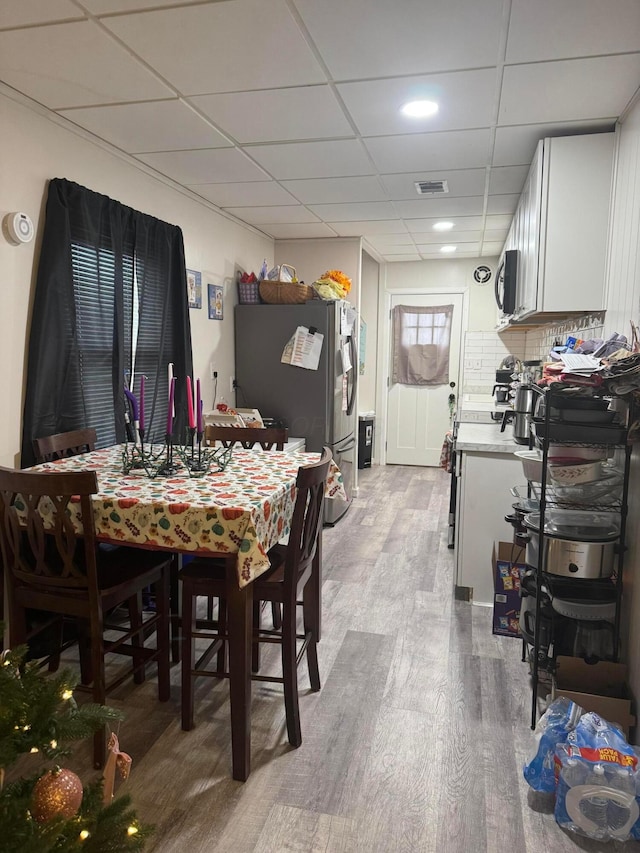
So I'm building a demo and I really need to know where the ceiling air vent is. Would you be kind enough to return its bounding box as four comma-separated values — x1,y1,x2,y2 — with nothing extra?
415,180,449,195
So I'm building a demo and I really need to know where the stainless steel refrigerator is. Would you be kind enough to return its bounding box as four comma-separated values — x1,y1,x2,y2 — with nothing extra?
234,301,357,524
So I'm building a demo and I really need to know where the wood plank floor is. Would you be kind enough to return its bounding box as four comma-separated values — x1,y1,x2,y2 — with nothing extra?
50,466,640,851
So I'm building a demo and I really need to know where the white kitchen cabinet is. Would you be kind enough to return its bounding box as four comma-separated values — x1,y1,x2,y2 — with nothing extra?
501,133,614,323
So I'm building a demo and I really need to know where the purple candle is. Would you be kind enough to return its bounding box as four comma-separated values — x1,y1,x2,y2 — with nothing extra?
124,387,139,424
166,377,175,435
139,375,145,432
196,378,202,433
186,376,195,429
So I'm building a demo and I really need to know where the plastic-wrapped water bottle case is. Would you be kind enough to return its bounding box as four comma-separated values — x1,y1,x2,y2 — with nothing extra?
524,700,640,842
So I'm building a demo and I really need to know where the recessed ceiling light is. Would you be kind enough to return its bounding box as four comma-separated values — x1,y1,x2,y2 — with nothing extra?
433,221,454,231
440,245,457,253
401,100,438,118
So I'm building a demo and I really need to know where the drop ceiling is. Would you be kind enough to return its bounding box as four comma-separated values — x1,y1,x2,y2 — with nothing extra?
1,0,639,262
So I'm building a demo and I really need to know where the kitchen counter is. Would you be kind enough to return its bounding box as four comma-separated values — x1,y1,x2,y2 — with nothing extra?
455,422,520,454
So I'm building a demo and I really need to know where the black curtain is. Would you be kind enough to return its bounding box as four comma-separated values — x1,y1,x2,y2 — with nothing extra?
21,178,193,467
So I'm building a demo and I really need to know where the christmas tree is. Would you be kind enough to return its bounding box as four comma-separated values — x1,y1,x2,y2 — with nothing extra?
0,638,153,852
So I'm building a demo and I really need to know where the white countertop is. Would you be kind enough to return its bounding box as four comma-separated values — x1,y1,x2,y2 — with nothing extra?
455,421,521,454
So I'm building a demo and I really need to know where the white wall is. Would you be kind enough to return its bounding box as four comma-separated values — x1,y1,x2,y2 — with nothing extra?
274,238,361,298
359,250,379,414
603,100,640,712
0,91,273,467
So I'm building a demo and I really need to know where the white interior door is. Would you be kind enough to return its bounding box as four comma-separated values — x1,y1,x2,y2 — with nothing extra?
386,292,464,466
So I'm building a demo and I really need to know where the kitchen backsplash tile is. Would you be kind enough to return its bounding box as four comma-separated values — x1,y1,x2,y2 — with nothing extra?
461,313,606,394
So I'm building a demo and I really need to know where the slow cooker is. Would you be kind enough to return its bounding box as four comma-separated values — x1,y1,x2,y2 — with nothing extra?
522,510,620,579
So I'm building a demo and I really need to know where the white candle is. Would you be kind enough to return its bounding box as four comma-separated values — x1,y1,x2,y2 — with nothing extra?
168,363,175,417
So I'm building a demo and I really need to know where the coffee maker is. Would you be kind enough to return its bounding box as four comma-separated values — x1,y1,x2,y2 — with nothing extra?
493,356,518,416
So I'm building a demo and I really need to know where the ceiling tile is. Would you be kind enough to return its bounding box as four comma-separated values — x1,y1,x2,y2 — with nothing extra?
58,100,230,153
395,197,485,218
416,231,482,245
386,253,423,262
484,230,508,243
281,177,387,204
385,252,422,264
417,242,480,253
507,0,640,63
380,170,486,201
499,55,640,125
484,214,518,230
364,129,491,174
261,223,338,239
190,86,353,144
329,220,409,237
0,0,82,27
222,205,320,225
482,242,505,256
492,121,615,166
307,201,397,221
486,194,519,214
82,0,201,11
135,148,270,184
188,181,298,207
104,0,325,95
488,165,529,195
247,140,373,180
365,234,416,247
406,216,485,233
337,69,497,136
293,0,503,78
0,20,172,108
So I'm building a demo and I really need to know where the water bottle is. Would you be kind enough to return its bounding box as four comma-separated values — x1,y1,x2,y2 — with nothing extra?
581,764,608,838
607,766,635,836
561,757,587,789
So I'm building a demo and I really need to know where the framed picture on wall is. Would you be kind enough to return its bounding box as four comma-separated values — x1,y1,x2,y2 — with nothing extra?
186,269,202,309
208,283,223,320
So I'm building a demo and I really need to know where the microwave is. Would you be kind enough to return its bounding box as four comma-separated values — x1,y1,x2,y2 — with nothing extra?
495,249,518,316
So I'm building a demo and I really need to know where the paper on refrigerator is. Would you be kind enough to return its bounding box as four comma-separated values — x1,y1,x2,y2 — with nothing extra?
281,326,324,370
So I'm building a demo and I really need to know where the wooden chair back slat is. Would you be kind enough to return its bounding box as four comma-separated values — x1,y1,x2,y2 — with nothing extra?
204,425,288,451
33,428,97,464
285,447,332,594
0,467,99,591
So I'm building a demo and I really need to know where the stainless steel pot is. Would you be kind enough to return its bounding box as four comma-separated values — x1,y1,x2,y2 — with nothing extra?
513,383,537,444
523,511,619,579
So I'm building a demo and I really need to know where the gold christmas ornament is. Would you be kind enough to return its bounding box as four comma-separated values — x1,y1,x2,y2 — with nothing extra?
31,767,83,823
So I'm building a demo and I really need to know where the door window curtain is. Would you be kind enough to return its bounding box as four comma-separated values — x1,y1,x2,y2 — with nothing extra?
21,178,193,467
391,304,453,386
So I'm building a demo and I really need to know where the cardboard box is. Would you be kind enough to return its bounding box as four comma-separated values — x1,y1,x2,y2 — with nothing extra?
492,541,526,639
552,655,636,737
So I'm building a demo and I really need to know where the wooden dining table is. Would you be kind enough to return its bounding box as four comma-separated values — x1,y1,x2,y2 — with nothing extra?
29,443,345,780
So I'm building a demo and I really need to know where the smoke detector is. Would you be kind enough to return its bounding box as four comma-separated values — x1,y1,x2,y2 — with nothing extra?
415,180,449,196
3,212,34,244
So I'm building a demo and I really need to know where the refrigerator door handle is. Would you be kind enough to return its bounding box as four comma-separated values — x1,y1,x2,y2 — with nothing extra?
346,333,357,416
337,439,357,452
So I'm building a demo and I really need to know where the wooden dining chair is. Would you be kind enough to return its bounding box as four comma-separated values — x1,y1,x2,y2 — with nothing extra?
0,466,171,769
32,428,97,463
204,424,288,451
30,428,99,670
179,447,332,749
202,423,289,631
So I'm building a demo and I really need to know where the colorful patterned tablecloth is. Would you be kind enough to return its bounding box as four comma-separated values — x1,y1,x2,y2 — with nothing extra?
31,445,345,587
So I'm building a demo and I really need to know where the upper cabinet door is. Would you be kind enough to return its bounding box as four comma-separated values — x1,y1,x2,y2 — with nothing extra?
515,140,543,321
539,134,614,314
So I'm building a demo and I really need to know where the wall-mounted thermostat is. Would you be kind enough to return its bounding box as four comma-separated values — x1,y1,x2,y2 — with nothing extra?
2,212,35,245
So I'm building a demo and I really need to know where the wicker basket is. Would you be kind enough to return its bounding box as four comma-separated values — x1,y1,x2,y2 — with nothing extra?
259,280,315,304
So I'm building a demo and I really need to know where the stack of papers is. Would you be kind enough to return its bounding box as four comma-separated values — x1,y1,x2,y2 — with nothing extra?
560,352,603,374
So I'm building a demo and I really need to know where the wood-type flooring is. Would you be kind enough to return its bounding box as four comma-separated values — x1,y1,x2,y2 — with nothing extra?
39,466,640,851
